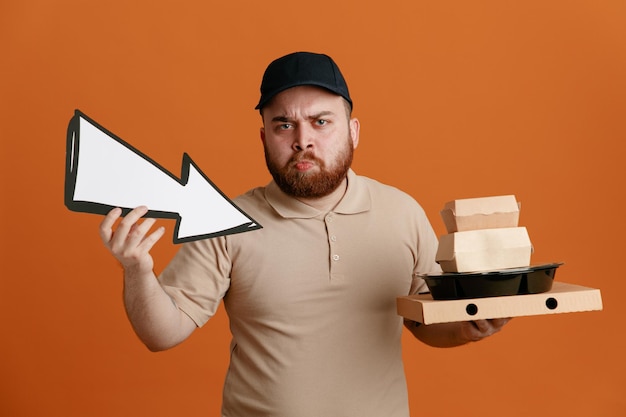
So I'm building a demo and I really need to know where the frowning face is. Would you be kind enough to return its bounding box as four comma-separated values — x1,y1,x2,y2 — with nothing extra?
260,86,360,199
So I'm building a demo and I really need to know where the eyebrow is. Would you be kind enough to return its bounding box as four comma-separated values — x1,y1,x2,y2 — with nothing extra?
271,111,335,123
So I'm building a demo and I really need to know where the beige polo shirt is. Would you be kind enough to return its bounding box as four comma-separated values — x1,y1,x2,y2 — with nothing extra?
159,170,441,417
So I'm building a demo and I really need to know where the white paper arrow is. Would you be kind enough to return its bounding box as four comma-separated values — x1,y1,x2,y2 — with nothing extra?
65,110,262,243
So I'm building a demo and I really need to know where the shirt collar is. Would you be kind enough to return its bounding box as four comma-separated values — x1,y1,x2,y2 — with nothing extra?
265,169,371,219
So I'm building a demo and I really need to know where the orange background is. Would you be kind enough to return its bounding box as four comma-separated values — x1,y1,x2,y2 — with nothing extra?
1,1,625,416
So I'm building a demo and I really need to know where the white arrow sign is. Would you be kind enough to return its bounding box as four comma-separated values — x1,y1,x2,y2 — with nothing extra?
65,110,262,243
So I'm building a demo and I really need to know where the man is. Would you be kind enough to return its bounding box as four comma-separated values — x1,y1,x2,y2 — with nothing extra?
100,52,509,417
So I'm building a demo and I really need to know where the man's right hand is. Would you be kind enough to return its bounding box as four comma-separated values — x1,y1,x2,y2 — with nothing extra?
99,206,165,274
97,206,196,351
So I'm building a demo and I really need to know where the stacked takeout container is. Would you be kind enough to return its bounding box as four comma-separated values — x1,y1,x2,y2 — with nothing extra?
435,195,532,273
397,195,601,323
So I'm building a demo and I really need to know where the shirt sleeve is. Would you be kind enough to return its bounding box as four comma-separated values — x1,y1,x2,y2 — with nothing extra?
158,236,232,327
410,205,442,295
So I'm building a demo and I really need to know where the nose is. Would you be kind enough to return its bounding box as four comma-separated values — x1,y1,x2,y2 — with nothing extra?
292,124,314,152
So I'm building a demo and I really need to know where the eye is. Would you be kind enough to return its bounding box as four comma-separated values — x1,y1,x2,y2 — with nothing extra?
278,123,293,130
316,119,328,126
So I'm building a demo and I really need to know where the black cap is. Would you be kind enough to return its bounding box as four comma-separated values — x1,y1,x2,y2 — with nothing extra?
255,52,352,110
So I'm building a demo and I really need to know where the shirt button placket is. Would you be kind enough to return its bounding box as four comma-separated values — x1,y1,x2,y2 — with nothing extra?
326,214,340,268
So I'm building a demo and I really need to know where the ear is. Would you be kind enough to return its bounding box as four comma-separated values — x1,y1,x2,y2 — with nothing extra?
349,117,360,149
260,126,266,144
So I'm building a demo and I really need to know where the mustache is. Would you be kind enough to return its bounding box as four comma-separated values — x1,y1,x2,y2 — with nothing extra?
289,151,322,165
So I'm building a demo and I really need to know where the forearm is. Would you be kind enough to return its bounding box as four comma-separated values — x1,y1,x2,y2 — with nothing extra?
99,207,197,351
123,266,196,351
405,320,469,348
404,317,510,348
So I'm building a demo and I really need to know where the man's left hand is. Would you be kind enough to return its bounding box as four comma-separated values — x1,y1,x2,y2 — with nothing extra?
459,318,511,342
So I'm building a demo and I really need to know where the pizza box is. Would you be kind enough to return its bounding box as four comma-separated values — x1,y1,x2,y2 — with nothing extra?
397,281,602,324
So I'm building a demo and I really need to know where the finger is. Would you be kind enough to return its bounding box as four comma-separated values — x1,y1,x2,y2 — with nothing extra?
125,217,158,248
472,320,491,333
138,225,166,253
99,207,123,244
488,317,512,330
458,321,481,342
124,206,150,225
110,206,149,249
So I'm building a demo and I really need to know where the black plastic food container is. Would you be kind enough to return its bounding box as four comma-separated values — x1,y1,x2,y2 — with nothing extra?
422,263,563,300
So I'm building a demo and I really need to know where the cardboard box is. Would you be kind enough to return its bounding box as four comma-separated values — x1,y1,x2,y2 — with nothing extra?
440,195,520,233
436,227,532,273
397,282,603,324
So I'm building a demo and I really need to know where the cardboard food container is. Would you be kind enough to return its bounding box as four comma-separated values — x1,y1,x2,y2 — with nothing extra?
440,195,520,233
397,281,603,324
421,263,561,300
436,227,532,273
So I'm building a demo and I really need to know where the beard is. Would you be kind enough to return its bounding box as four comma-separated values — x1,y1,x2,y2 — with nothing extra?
264,136,354,199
